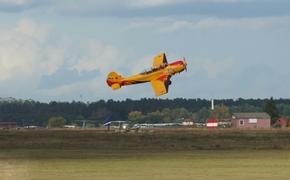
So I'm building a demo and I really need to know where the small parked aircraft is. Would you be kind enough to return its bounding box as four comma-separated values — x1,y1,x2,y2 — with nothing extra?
106,53,187,96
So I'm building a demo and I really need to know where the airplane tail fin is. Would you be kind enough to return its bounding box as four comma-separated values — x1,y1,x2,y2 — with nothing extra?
106,72,124,90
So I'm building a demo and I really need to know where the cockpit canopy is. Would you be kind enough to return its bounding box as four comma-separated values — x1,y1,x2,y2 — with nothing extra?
140,63,167,75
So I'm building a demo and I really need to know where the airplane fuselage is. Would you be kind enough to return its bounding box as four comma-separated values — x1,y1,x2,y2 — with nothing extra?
106,53,187,96
108,60,186,87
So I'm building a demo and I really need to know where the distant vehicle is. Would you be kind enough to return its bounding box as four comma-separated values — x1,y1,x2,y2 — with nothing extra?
194,123,205,128
64,125,77,129
24,125,39,129
132,123,180,129
106,53,187,96
104,121,128,130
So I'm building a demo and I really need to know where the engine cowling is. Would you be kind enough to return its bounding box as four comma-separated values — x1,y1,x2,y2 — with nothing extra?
111,83,121,90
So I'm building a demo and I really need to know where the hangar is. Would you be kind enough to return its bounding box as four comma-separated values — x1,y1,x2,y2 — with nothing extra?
0,122,17,129
231,112,271,128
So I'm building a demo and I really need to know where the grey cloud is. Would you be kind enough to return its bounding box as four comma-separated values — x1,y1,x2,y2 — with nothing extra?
39,68,99,89
227,64,290,98
0,0,53,12
48,1,290,18
173,63,290,99
0,0,289,18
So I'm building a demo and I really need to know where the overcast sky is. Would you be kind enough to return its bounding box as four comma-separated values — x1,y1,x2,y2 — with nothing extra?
0,0,289,102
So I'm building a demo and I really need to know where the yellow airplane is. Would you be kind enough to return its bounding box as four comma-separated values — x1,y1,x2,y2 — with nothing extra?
106,53,187,96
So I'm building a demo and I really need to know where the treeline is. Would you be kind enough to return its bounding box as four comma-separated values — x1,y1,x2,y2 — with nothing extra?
0,98,290,126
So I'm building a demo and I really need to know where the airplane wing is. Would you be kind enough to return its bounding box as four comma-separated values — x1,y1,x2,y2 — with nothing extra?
150,77,171,96
152,53,168,69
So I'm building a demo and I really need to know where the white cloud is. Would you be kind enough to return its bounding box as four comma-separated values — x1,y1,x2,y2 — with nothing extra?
128,0,252,8
37,79,94,99
128,0,184,8
0,0,32,5
55,0,255,16
72,41,123,74
194,16,290,30
0,0,253,8
128,16,290,32
0,19,129,100
14,19,49,41
202,58,235,79
130,55,153,75
0,19,58,81
0,0,47,12
184,56,236,79
0,19,126,82
161,20,194,32
0,0,257,15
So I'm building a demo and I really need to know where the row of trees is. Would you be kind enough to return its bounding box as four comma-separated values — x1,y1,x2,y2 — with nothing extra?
0,98,287,126
127,105,232,125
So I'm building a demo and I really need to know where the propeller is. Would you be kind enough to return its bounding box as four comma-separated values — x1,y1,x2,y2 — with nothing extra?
183,57,187,72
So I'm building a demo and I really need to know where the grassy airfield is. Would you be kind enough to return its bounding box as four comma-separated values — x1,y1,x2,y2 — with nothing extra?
1,129,290,180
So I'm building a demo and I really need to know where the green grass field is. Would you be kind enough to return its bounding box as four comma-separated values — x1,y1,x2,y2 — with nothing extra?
1,149,290,180
1,129,290,180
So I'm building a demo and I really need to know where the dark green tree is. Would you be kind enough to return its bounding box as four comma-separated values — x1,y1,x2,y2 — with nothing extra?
128,111,144,125
3,98,290,126
47,116,66,128
264,97,280,124
277,104,290,118
196,107,210,123
210,105,231,121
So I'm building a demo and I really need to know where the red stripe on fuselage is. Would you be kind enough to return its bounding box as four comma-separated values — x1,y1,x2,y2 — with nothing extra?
107,80,114,86
168,60,183,66
120,80,148,86
157,74,168,81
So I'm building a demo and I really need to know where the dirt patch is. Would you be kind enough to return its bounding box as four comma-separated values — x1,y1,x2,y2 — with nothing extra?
1,128,290,151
